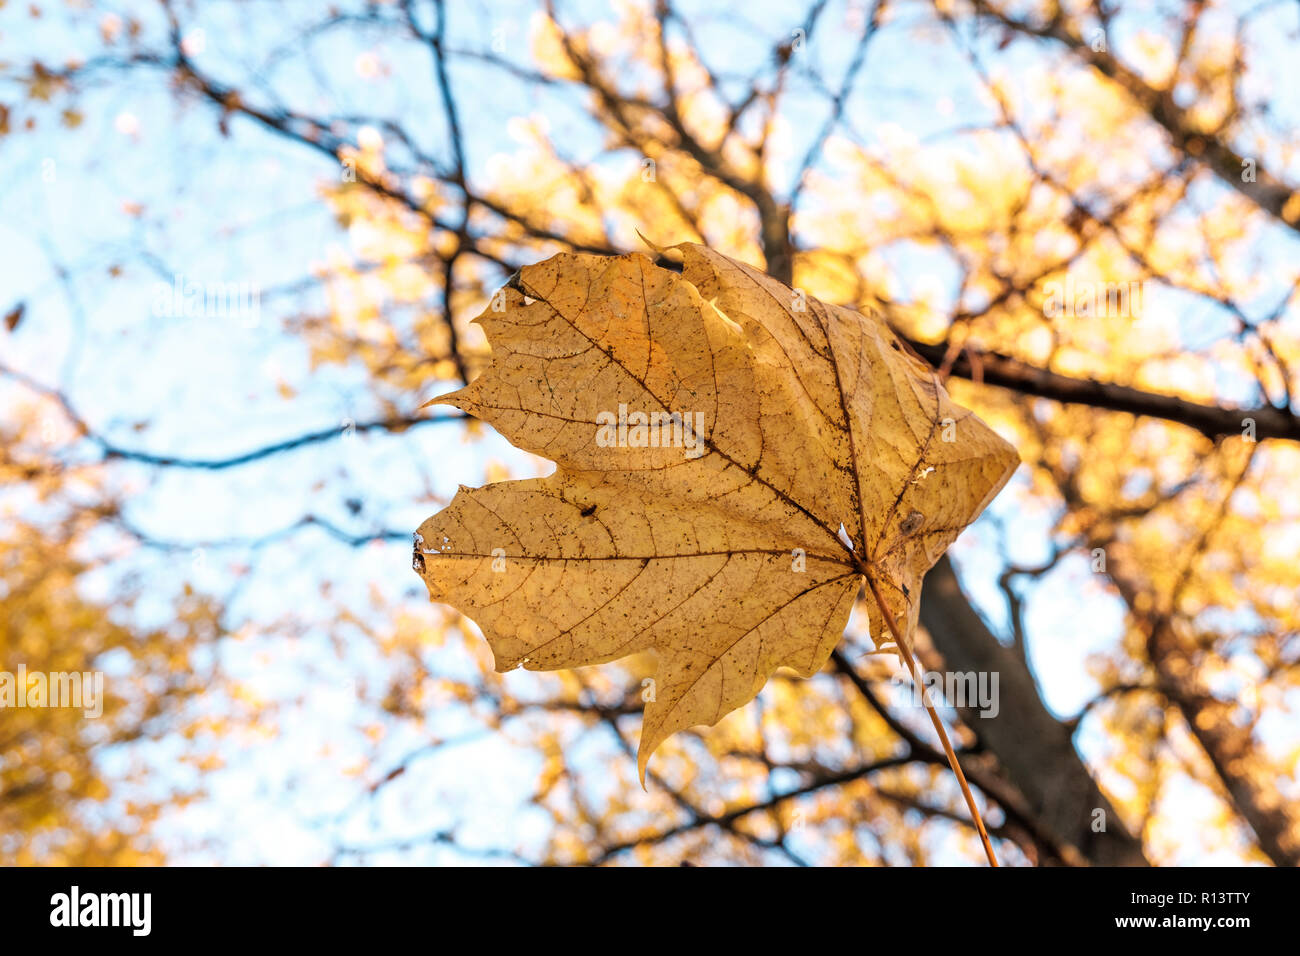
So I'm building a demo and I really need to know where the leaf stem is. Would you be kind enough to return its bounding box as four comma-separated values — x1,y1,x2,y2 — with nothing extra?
862,569,999,867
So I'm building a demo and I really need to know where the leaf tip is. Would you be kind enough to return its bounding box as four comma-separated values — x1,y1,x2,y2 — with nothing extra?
636,749,651,791
636,722,666,790
419,384,470,411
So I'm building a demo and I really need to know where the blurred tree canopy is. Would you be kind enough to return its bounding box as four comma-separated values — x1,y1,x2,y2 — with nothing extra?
1,0,1298,865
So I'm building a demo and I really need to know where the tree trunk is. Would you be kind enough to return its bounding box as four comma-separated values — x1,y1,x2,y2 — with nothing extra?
920,555,1149,865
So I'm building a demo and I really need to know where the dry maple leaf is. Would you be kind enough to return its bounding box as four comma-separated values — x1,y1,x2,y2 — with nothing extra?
414,244,1018,782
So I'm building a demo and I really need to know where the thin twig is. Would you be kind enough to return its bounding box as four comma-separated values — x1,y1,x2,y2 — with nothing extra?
862,568,999,866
